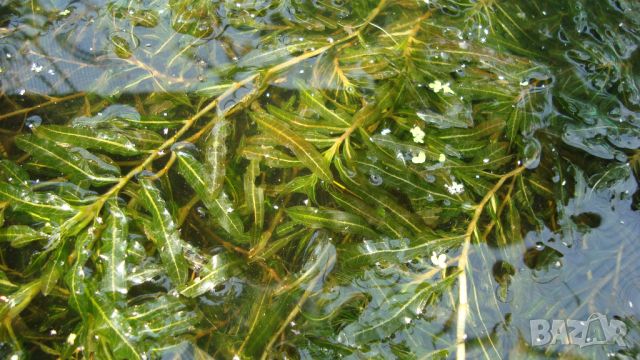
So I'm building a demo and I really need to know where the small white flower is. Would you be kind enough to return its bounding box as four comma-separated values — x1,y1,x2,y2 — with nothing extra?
380,128,391,135
438,153,446,163
445,181,465,195
67,333,77,345
59,9,71,16
411,151,426,164
428,80,455,95
30,63,44,73
410,126,425,144
431,252,447,269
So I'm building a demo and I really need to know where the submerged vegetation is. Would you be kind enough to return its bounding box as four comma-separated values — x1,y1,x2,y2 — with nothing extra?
0,0,639,358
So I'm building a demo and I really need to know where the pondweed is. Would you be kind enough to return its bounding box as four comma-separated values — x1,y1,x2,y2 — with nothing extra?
0,0,639,359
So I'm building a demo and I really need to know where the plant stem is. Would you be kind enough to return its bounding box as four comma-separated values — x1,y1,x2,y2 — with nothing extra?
456,165,525,360
0,93,85,122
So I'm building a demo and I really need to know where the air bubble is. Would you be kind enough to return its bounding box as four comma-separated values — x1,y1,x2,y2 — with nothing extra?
369,174,383,186
26,115,43,129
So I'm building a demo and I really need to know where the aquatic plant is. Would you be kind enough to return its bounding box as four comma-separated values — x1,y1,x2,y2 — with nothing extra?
0,0,638,358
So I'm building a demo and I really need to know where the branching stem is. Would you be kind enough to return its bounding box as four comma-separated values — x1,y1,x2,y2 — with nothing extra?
456,165,525,360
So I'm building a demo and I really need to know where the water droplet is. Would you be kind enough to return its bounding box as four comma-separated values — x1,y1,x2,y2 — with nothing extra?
369,173,383,186
26,115,42,129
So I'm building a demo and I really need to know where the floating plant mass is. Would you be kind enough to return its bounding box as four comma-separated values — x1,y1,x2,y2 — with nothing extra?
0,0,639,359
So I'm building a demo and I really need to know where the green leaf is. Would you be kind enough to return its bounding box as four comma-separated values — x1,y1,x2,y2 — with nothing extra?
34,125,143,156
41,239,69,295
203,120,230,200
85,291,141,359
179,254,235,297
174,148,245,238
72,104,187,130
139,179,189,285
0,270,18,293
338,271,459,345
125,295,201,344
252,109,333,182
0,160,30,187
65,232,95,318
329,189,408,238
0,225,47,247
100,202,129,298
299,86,352,127
334,156,425,235
15,135,119,185
266,103,347,134
0,182,77,222
0,279,42,321
244,160,264,237
286,206,378,238
240,144,302,168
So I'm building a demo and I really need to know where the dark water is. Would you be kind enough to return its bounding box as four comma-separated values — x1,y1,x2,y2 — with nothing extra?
0,1,638,359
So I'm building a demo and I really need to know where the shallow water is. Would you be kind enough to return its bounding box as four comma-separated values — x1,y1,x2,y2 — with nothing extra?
0,1,638,359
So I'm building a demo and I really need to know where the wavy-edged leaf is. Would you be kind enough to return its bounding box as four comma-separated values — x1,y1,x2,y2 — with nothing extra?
286,206,378,238
267,103,347,134
15,135,119,185
240,144,301,168
41,239,70,295
299,87,352,127
251,109,333,182
139,179,188,285
0,270,18,293
244,160,264,237
128,261,164,286
65,232,95,318
174,148,245,238
0,225,47,247
100,202,129,298
338,271,459,346
72,104,187,130
34,125,142,156
0,160,30,187
0,279,42,321
0,182,77,222
179,254,235,297
334,157,425,235
125,295,201,346
85,291,142,359
329,189,408,238
204,120,230,200
241,240,336,357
